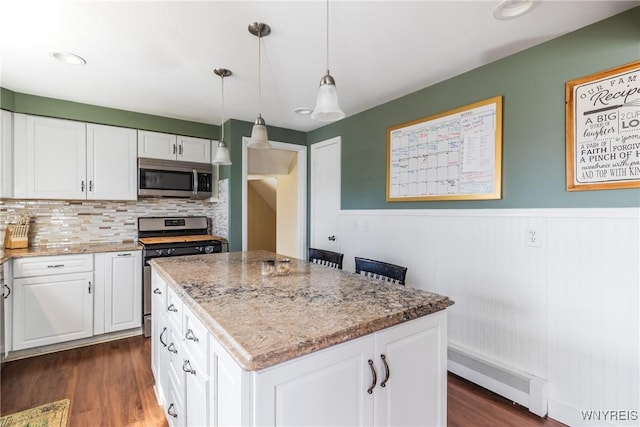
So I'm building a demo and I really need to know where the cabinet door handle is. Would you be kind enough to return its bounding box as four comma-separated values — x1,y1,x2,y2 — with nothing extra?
3,284,10,299
159,327,167,347
81,180,85,192
117,253,132,257
153,288,162,295
47,264,65,268
88,281,92,294
167,304,178,313
380,354,390,387
178,144,183,155
182,359,196,375
167,403,177,418
89,180,93,192
172,144,177,155
367,359,377,394
185,328,199,343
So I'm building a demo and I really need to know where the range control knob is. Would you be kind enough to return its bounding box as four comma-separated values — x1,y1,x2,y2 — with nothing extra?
204,246,215,254
166,248,174,255
155,249,164,256
195,246,203,253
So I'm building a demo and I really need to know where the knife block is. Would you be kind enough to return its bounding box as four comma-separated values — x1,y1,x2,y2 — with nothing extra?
4,224,29,249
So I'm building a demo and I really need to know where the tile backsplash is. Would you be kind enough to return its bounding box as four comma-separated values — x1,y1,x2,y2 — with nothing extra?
0,179,228,248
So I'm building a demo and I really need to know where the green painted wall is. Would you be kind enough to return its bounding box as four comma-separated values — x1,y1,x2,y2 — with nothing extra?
0,89,218,138
307,7,640,209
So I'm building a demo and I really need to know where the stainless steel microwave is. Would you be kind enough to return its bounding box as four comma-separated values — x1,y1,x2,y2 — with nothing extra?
138,158,214,199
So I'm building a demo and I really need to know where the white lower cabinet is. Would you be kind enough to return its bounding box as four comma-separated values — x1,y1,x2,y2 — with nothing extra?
155,279,211,427
151,270,448,427
13,255,94,350
94,251,142,334
250,311,447,427
9,251,142,354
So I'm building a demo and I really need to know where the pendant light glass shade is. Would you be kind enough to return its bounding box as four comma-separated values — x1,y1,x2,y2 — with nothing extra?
311,0,344,122
248,22,271,149
248,114,271,149
213,67,232,165
310,71,344,121
213,140,232,165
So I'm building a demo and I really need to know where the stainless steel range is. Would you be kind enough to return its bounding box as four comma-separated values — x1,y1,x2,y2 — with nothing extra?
138,216,225,336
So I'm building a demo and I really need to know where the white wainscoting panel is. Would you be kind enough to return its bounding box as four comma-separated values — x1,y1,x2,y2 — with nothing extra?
337,208,639,426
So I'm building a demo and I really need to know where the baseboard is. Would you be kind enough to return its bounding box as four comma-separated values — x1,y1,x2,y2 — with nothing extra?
4,327,143,361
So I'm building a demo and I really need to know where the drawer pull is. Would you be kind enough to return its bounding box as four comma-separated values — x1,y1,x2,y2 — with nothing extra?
88,281,92,294
167,403,177,418
367,359,377,394
3,284,10,299
182,359,196,375
167,304,178,313
47,264,65,268
168,342,177,354
117,253,132,257
185,329,199,343
380,354,390,387
153,288,162,295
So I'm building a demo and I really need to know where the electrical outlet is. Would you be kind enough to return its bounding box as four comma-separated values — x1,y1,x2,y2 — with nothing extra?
526,227,541,247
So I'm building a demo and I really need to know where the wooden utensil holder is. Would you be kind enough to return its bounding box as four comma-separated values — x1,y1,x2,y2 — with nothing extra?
4,224,29,249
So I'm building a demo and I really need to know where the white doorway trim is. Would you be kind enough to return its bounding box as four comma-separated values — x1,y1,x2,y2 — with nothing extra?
241,137,307,260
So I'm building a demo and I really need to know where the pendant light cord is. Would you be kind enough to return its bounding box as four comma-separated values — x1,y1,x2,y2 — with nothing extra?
326,0,330,73
258,32,262,113
221,75,225,141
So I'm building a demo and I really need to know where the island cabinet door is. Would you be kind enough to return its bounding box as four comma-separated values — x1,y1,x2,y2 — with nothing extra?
252,335,375,427
372,311,448,427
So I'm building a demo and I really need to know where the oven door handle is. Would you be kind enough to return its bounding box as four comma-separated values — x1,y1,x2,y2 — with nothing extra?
192,169,198,196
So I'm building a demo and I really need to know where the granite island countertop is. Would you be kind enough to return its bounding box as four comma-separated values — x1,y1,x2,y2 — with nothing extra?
151,250,454,371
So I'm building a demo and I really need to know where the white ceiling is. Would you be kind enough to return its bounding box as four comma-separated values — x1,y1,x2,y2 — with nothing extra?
1,1,637,132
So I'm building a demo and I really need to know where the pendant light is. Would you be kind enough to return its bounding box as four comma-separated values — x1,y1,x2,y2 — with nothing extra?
248,22,272,149
212,68,232,165
310,0,345,122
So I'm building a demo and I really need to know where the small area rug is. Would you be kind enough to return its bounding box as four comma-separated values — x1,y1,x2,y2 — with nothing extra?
0,399,69,427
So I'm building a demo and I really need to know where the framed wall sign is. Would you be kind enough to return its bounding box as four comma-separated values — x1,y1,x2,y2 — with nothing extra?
386,96,502,201
566,61,640,191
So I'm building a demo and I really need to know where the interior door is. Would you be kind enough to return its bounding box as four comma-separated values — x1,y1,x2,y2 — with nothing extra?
310,137,341,253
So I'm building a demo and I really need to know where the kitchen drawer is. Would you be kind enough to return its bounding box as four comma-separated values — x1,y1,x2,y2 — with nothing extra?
166,287,183,332
182,308,209,370
13,254,93,278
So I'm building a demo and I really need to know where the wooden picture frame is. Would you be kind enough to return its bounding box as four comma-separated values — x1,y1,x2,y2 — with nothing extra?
565,61,640,191
386,96,502,201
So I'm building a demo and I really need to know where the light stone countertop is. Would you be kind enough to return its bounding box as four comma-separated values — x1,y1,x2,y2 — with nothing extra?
0,242,142,264
151,250,454,371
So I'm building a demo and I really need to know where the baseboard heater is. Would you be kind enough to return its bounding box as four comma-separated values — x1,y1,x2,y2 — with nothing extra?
448,344,548,417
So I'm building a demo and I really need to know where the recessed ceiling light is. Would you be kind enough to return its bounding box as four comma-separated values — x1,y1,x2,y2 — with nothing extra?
51,51,86,65
493,0,537,20
294,107,313,116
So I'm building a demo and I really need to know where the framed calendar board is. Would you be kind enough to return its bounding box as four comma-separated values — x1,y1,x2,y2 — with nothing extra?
386,96,502,201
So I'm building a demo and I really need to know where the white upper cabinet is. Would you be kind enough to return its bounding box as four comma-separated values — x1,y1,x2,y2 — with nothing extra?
15,114,87,199
87,124,137,200
13,114,138,200
1,110,13,198
177,136,211,163
139,130,211,163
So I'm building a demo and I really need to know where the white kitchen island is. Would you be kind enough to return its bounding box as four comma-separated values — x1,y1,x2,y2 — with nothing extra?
150,250,453,427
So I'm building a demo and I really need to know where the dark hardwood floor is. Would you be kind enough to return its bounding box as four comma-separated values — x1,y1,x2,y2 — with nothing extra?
1,336,565,426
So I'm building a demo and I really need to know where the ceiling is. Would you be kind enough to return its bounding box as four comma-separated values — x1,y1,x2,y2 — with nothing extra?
1,1,637,133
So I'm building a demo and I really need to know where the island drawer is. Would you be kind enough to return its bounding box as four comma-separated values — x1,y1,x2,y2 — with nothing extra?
13,254,93,278
166,287,183,331
182,308,209,369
